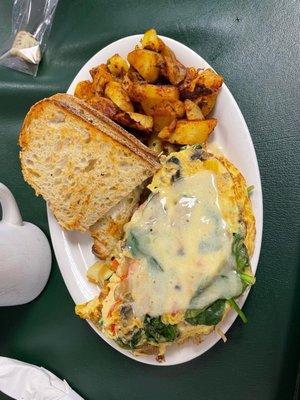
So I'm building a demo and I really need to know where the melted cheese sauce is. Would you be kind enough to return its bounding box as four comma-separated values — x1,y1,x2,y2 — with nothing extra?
125,170,242,317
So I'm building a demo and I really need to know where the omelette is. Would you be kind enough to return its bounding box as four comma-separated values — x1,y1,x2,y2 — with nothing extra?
76,146,256,361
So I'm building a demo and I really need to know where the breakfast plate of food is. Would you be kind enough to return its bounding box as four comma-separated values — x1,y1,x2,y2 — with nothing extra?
19,29,263,365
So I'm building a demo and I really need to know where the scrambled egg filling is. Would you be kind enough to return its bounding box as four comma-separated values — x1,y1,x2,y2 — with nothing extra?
75,146,255,359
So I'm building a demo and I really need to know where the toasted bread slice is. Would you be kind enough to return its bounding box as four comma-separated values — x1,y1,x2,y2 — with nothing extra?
90,187,142,259
19,93,159,231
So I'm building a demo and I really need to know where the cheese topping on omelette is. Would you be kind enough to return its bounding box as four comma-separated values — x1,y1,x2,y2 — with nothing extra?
125,170,242,317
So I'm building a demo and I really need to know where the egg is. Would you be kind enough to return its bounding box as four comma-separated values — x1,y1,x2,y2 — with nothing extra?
76,146,255,358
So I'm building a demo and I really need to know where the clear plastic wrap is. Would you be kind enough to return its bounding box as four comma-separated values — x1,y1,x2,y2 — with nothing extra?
0,0,59,76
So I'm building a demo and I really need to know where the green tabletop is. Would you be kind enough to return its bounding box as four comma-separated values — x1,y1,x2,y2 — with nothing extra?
0,1,299,399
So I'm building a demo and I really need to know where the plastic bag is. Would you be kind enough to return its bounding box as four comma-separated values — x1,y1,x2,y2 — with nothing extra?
0,0,59,76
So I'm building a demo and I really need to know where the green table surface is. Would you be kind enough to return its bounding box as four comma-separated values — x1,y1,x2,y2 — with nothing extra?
0,1,299,399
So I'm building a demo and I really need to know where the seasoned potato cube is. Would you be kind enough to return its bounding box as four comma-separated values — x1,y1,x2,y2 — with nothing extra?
127,112,153,130
197,68,223,90
127,67,144,82
127,49,163,82
178,67,212,100
184,99,205,120
141,98,159,115
161,46,186,85
88,95,119,118
128,82,179,104
90,64,113,95
107,54,129,77
141,28,165,52
178,67,222,100
113,111,153,133
141,98,184,118
194,91,218,116
158,119,217,145
87,261,113,285
141,99,184,119
169,100,185,118
74,80,94,100
158,126,172,140
152,103,176,132
105,81,134,112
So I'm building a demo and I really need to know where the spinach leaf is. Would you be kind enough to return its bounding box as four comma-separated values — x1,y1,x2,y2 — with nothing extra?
232,233,250,273
126,231,140,257
115,329,145,350
126,230,163,272
130,329,145,349
148,256,163,272
115,338,131,350
185,299,226,326
144,315,179,343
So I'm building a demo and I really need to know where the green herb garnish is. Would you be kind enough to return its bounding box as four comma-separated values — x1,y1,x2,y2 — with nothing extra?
227,298,248,323
240,272,256,285
247,185,254,195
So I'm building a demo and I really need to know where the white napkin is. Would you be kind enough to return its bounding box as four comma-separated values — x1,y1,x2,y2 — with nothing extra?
0,357,84,400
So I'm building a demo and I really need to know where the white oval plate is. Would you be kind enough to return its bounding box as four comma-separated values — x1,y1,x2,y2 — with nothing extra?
47,35,263,366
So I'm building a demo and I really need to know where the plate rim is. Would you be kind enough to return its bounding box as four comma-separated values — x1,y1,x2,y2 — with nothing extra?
47,34,263,366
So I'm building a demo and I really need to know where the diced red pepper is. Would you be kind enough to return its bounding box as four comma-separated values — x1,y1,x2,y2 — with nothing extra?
111,258,119,271
110,324,116,334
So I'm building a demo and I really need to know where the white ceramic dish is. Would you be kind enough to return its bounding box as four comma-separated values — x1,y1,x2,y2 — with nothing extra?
47,35,263,366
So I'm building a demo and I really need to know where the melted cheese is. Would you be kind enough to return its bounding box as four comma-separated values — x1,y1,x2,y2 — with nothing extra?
125,170,242,318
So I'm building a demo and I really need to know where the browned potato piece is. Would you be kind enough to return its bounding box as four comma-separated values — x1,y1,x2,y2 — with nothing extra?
169,100,185,118
74,80,94,100
140,99,184,119
90,64,113,95
88,95,119,118
127,67,144,82
158,126,172,140
197,68,223,90
127,49,163,82
141,99,159,115
184,99,205,120
127,112,153,130
195,91,218,116
179,80,212,100
178,67,212,100
152,103,176,133
105,81,134,112
113,111,153,133
141,28,165,52
161,46,186,85
158,119,217,145
107,54,129,77
128,82,179,104
178,67,198,89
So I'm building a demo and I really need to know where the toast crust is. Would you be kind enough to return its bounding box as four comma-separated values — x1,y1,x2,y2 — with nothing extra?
51,94,159,167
